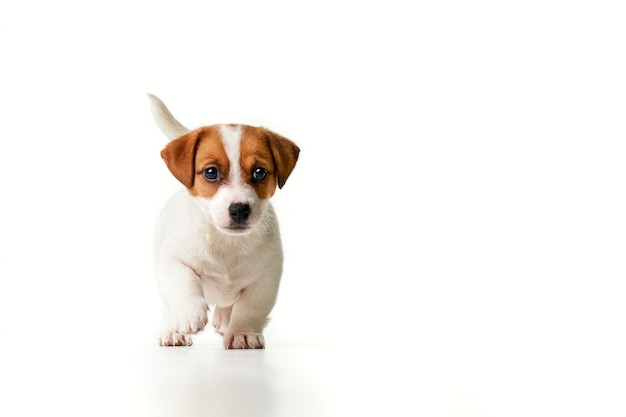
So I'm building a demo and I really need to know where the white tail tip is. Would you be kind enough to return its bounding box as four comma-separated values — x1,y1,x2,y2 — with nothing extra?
147,94,190,140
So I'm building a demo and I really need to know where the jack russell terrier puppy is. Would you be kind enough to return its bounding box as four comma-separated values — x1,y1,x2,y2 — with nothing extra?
148,94,299,349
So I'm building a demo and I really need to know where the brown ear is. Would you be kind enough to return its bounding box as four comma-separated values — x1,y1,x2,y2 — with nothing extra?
265,129,300,189
160,130,201,188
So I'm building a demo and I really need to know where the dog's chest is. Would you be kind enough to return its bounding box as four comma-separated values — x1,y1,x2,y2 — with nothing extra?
195,249,251,283
189,234,278,304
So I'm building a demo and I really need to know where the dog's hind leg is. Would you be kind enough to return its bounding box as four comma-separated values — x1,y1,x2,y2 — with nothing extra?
212,305,232,335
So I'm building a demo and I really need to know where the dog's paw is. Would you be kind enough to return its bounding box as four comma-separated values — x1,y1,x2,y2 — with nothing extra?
170,298,209,334
223,332,265,349
212,306,232,335
159,332,192,346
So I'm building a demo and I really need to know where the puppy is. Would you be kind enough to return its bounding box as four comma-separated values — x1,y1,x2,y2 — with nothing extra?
148,94,299,349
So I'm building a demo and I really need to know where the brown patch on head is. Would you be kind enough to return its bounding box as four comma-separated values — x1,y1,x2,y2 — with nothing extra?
239,126,300,199
160,130,201,188
190,127,230,198
160,126,229,198
265,129,300,189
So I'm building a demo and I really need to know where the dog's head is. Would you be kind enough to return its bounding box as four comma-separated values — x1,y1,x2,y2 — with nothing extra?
162,124,299,234
149,95,299,235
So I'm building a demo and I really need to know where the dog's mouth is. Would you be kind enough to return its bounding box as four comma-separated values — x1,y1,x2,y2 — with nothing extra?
220,224,251,235
226,225,248,231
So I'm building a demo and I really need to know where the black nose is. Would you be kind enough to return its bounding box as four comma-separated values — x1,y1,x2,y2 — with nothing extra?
228,203,251,224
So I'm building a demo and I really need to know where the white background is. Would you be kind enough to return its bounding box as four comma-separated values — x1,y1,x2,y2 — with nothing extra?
1,1,625,416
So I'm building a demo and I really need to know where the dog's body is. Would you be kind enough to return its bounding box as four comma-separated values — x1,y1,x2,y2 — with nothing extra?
149,95,299,349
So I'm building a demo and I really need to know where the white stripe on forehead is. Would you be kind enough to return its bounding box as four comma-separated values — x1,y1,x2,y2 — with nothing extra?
219,124,243,184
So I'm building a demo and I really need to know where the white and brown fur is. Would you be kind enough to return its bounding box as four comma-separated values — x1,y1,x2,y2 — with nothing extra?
148,95,299,349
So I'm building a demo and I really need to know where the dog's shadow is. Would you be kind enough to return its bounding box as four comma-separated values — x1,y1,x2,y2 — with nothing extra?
139,340,324,417
141,348,270,416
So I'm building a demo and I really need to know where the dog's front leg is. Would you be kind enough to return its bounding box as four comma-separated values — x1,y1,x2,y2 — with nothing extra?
157,258,208,346
222,280,279,349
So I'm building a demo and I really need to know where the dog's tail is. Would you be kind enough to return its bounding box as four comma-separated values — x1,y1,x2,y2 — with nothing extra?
147,94,190,140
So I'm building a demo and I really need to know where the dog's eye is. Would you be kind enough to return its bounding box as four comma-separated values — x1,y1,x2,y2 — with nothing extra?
252,167,268,182
204,167,220,182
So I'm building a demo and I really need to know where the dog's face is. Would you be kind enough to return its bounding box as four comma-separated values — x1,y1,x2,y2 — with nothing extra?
161,124,299,235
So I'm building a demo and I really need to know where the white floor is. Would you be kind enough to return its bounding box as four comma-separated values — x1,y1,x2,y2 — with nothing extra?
5,317,623,417
137,330,625,417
